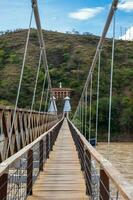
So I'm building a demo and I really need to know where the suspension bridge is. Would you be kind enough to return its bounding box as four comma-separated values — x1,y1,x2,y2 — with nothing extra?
0,0,133,199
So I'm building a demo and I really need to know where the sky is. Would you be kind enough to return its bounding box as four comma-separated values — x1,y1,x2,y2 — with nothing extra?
0,0,133,39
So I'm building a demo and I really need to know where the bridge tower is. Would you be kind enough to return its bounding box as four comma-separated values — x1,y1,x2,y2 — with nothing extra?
48,96,57,114
51,83,72,100
51,83,72,113
63,96,71,117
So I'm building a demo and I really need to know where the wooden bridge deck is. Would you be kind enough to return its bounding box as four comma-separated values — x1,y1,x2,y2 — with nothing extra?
27,119,89,200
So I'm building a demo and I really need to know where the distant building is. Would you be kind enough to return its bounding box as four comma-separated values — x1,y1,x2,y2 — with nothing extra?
51,83,72,100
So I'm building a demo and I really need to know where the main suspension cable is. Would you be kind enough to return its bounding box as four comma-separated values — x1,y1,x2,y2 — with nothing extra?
30,49,42,113
36,70,48,135
89,73,93,142
39,71,48,112
108,10,116,157
95,49,101,145
73,1,119,121
44,84,50,113
85,86,88,138
7,9,33,156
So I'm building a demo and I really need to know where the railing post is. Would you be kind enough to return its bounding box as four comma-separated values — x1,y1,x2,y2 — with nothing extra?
46,134,49,159
85,149,92,196
100,169,109,200
27,149,33,195
50,132,53,151
39,140,44,171
0,173,8,200
79,138,84,171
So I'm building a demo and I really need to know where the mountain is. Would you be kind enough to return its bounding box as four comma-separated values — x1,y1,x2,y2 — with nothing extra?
0,29,133,140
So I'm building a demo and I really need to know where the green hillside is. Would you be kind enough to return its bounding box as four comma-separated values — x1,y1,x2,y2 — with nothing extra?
0,29,133,140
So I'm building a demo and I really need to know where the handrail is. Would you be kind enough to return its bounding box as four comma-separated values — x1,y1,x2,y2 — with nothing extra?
0,106,57,116
68,119,133,200
0,117,64,176
0,107,61,161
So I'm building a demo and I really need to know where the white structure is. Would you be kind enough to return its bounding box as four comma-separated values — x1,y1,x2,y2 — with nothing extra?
119,26,133,41
63,96,71,113
48,96,57,114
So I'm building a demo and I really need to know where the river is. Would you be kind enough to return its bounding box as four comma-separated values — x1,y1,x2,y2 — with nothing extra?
97,142,133,187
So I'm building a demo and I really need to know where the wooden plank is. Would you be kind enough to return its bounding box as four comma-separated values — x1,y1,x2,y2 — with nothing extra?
27,196,89,200
27,119,89,200
32,191,89,198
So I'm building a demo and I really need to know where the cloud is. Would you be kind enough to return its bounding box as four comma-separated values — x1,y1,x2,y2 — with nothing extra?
118,0,133,12
119,26,133,41
68,7,103,21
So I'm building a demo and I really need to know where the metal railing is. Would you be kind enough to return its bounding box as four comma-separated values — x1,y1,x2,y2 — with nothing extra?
0,118,63,200
0,106,60,161
68,119,132,200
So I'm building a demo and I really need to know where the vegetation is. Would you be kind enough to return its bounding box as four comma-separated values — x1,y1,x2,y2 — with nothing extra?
0,29,133,141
